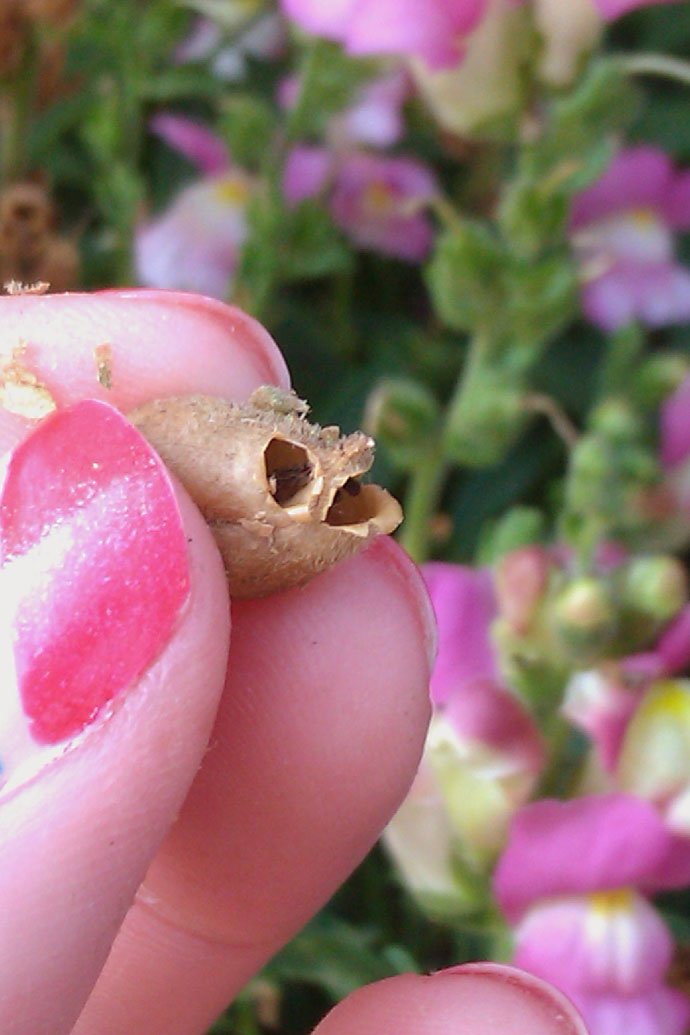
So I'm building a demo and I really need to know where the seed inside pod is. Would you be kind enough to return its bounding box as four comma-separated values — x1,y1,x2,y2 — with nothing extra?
128,388,403,598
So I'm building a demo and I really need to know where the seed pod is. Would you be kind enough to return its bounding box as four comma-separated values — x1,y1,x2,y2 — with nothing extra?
129,388,403,597
0,183,79,292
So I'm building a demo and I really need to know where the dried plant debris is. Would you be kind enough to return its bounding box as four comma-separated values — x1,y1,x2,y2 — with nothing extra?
0,341,56,418
0,183,79,292
129,387,403,597
94,343,113,389
2,280,50,295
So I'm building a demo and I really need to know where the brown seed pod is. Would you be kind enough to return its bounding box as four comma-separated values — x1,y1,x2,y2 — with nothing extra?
0,183,79,292
129,388,403,598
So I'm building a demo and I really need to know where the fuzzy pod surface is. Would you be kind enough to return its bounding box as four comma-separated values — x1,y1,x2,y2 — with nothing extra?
129,387,403,597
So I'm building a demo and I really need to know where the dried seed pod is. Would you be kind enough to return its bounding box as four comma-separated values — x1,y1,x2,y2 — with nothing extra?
129,388,403,597
0,183,79,291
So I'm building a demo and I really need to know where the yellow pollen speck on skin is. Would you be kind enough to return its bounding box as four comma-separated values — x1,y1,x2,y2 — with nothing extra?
0,341,56,418
94,343,113,390
213,178,250,206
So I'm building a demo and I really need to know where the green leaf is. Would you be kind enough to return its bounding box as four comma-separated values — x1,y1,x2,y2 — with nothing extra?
523,60,638,185
266,916,402,1001
140,65,225,101
280,201,353,280
426,223,507,333
218,94,277,170
507,253,579,353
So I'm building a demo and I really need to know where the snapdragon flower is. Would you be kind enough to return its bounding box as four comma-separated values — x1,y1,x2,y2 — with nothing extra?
495,794,690,1035
135,115,252,299
279,0,487,70
570,147,690,331
281,72,437,261
384,564,543,908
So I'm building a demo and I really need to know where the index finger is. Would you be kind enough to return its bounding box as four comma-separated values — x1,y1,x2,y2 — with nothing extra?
0,288,289,454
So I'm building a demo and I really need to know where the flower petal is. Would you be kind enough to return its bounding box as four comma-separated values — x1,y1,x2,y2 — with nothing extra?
422,563,499,706
149,114,230,176
571,148,674,229
493,794,688,922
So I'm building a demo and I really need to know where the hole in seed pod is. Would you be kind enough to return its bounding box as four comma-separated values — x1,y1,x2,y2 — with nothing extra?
326,481,384,526
264,438,314,506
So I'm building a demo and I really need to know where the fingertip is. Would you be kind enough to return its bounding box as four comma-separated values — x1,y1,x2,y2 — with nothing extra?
313,966,587,1035
93,289,291,389
363,535,437,675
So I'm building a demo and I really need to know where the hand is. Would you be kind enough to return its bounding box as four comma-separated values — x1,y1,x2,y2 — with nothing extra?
0,290,586,1035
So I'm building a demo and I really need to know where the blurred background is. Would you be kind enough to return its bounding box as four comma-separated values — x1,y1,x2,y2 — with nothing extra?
5,2,690,1032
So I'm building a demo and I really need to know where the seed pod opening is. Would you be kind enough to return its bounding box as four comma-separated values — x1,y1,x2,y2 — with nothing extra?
129,388,403,597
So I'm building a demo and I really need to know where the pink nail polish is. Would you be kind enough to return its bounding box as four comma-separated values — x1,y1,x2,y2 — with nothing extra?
0,400,190,792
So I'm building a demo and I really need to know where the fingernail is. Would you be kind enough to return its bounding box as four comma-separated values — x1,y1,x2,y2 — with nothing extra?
369,536,438,674
0,400,190,792
434,963,588,1034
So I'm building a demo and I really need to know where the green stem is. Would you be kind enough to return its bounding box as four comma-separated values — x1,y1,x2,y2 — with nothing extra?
619,52,690,89
284,38,329,146
399,332,497,563
0,32,38,183
399,449,449,564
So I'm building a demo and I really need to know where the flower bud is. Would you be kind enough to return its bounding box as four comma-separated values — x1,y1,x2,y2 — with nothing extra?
619,555,688,634
364,377,440,469
552,577,616,662
444,370,524,467
589,398,642,443
533,0,603,87
129,388,402,597
637,353,690,410
494,545,549,635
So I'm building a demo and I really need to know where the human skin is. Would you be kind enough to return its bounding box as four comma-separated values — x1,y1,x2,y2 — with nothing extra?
0,289,587,1035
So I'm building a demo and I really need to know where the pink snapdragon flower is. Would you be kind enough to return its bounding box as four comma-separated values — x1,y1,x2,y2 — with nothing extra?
329,152,437,261
281,71,435,262
283,148,437,261
494,794,690,1035
562,602,690,772
570,147,690,331
135,115,252,299
279,71,409,150
384,564,544,900
422,563,500,705
279,0,488,70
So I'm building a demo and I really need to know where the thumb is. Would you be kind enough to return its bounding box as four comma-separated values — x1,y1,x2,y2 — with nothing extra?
312,965,588,1035
0,401,230,1035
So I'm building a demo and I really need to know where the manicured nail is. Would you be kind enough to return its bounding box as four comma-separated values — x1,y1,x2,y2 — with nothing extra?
0,400,190,792
434,963,588,1034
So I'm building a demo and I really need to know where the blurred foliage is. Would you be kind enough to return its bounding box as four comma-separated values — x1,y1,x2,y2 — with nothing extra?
4,1,690,1031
